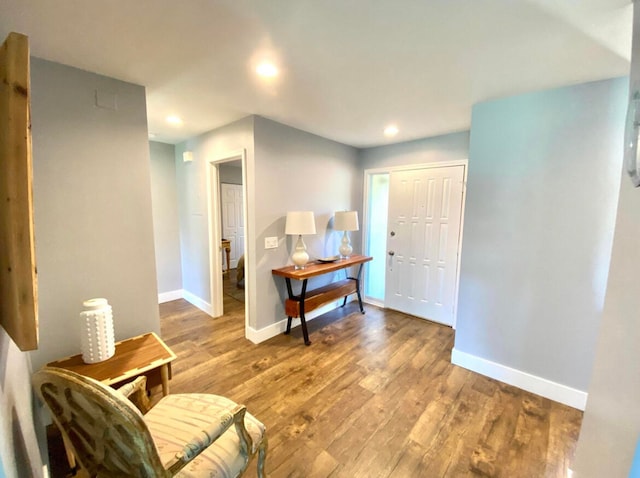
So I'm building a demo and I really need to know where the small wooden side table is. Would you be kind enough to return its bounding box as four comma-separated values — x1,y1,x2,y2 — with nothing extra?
46,332,177,470
47,332,177,396
221,239,231,275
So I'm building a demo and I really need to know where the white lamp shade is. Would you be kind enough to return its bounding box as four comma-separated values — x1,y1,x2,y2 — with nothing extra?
285,211,316,235
334,211,359,231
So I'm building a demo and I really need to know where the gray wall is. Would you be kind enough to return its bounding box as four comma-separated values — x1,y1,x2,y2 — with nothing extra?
175,116,255,308
219,161,243,185
253,116,360,330
454,77,627,392
149,141,183,294
30,58,161,369
573,4,640,474
175,115,360,331
573,168,640,476
358,131,470,169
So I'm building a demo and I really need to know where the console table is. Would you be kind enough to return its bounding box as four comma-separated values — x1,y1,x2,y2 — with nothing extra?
272,254,373,345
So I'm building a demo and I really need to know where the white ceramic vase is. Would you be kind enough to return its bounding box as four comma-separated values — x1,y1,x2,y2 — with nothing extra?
80,298,115,364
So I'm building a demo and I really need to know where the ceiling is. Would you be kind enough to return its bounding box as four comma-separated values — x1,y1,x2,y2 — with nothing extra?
0,0,633,147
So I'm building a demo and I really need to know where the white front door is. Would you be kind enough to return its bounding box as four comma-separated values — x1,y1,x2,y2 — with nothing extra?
221,183,244,269
384,165,465,326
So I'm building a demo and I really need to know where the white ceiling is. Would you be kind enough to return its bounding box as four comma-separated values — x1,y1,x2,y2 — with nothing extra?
0,0,633,147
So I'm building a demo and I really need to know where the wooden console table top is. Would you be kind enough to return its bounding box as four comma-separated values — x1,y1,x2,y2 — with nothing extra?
272,254,372,280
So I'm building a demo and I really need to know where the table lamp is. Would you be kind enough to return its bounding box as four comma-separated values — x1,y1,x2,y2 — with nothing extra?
334,210,359,258
285,211,316,269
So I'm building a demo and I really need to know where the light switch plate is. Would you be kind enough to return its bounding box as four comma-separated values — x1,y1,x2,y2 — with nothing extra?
265,236,278,249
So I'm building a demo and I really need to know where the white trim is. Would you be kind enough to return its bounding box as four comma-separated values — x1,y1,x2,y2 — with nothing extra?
451,163,468,330
182,290,213,316
245,301,349,344
206,149,249,324
158,289,183,303
363,297,384,308
363,159,468,175
210,149,246,164
206,160,224,318
451,348,588,410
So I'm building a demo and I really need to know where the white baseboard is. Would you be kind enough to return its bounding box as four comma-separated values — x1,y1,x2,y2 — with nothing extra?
245,319,288,344
451,348,588,410
158,289,183,303
246,299,353,344
363,297,384,308
182,290,213,316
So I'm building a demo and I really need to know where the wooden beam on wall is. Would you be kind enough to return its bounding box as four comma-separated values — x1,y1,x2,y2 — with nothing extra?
0,32,38,351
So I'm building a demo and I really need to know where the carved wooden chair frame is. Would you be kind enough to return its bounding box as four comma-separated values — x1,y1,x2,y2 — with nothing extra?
33,367,267,477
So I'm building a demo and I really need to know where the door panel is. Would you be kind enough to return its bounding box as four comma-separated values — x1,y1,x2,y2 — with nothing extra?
384,165,464,325
221,183,244,269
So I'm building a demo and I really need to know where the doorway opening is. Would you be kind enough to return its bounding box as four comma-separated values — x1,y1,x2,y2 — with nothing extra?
363,173,389,306
207,150,249,327
363,161,467,328
220,163,245,304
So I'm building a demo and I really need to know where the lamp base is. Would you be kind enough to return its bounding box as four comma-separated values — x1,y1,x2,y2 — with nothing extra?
339,231,353,259
292,235,309,269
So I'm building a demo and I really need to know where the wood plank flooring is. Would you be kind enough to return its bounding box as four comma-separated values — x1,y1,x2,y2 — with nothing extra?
155,277,582,478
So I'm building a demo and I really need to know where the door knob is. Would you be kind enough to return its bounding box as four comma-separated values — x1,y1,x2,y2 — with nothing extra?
388,251,395,256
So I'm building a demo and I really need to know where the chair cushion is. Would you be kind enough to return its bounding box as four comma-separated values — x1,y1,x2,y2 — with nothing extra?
144,394,265,478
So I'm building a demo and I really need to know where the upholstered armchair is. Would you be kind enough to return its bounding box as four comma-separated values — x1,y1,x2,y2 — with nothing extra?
33,367,267,477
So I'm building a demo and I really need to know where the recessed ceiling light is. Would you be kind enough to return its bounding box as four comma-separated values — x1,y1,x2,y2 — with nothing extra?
384,125,399,137
256,62,278,78
166,115,183,125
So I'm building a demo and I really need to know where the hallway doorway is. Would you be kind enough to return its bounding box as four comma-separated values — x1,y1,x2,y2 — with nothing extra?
207,150,249,324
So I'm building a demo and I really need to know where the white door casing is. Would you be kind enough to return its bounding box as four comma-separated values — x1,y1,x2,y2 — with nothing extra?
384,165,465,326
206,149,247,321
221,183,244,269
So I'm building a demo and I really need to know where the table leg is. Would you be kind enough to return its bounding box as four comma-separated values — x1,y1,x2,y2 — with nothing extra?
225,246,231,275
355,263,365,314
160,364,170,396
284,279,293,334
299,279,311,345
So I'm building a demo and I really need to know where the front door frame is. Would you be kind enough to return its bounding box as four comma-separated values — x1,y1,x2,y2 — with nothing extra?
362,160,468,328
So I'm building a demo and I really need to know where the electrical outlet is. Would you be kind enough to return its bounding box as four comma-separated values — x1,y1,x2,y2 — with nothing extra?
265,236,278,249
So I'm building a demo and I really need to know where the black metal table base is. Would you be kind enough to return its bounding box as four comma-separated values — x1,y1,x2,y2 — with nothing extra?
284,263,366,345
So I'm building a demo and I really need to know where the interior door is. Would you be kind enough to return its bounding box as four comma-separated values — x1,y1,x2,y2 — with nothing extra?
220,183,244,269
384,165,465,326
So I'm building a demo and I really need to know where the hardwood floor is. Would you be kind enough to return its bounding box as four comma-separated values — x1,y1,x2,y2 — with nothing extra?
157,280,582,478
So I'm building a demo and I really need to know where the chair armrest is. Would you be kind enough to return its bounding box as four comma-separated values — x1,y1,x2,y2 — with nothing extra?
116,376,150,413
165,404,253,475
